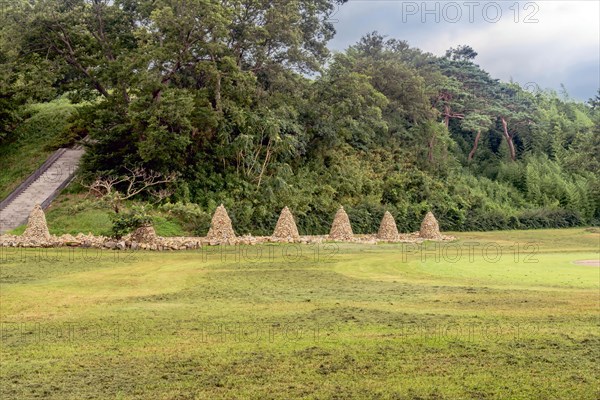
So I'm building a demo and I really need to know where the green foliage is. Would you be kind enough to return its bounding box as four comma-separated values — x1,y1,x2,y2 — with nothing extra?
159,202,212,236
152,215,187,237
109,205,153,239
1,2,597,233
0,98,78,198
132,90,194,172
517,208,582,229
13,99,76,147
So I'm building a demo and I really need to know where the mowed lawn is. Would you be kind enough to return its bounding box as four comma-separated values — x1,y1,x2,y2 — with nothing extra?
1,229,598,399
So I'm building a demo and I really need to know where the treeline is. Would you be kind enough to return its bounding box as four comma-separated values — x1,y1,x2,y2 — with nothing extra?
1,0,598,234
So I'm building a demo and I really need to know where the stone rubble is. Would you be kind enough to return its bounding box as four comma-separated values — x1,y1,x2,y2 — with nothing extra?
0,205,456,250
272,207,300,240
22,204,51,242
206,204,236,243
328,206,354,241
419,211,442,239
377,211,399,241
128,225,158,244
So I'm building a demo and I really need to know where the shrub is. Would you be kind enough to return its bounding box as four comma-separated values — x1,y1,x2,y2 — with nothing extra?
109,205,152,239
14,99,76,147
159,202,212,236
517,208,581,229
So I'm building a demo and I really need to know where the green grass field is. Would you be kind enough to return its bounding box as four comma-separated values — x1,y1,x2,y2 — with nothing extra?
1,228,598,399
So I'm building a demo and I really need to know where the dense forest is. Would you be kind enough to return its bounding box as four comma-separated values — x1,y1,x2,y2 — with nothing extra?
1,0,599,235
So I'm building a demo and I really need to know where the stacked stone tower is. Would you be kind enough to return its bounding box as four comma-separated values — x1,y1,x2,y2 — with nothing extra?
329,206,353,241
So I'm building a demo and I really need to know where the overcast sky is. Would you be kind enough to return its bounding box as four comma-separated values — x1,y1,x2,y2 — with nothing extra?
328,1,599,101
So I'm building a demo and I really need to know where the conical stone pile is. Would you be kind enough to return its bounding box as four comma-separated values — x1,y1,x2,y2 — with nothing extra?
419,211,442,239
22,205,51,242
377,211,399,240
329,206,353,241
206,204,236,241
272,207,300,240
130,225,158,244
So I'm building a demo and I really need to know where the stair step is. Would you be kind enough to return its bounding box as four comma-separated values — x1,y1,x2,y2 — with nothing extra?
0,149,85,233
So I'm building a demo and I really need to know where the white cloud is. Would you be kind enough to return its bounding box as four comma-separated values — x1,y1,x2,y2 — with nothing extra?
432,2,598,72
329,1,600,99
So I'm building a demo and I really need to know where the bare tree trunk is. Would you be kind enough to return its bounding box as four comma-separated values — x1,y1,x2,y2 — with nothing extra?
444,105,450,128
257,140,272,188
428,135,435,163
215,71,222,113
501,117,516,161
468,130,481,161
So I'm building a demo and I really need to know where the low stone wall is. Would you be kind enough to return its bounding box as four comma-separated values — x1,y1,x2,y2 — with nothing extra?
0,205,455,250
0,232,456,250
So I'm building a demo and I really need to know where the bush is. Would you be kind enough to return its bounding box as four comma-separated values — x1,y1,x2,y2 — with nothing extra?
109,205,153,239
463,209,516,231
14,99,77,147
346,202,386,234
159,202,212,236
517,208,581,229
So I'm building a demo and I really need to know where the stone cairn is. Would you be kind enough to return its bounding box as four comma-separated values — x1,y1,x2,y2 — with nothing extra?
130,225,158,244
22,204,51,242
0,203,455,250
419,211,442,239
272,206,300,240
329,206,353,241
206,204,236,242
377,211,399,240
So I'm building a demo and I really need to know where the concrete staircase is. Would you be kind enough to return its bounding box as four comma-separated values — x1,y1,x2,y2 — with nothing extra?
0,148,85,234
